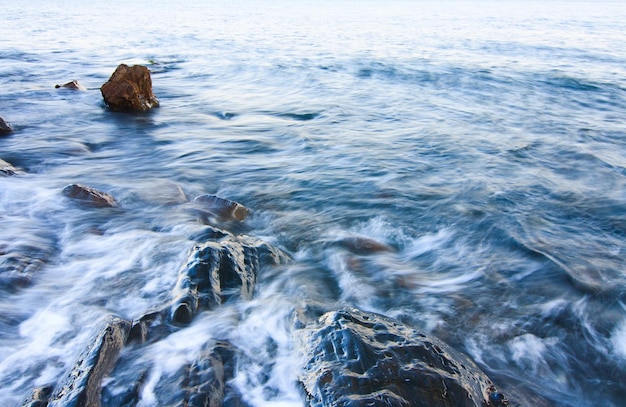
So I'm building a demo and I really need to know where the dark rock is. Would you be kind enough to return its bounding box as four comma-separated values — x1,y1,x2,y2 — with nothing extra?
336,236,395,255
48,316,132,407
0,159,21,176
183,343,227,407
62,183,118,208
55,80,87,90
170,231,290,325
0,116,13,134
298,308,508,407
193,194,249,222
100,64,159,112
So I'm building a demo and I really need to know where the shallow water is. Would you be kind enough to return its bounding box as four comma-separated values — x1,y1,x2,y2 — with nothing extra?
1,0,626,406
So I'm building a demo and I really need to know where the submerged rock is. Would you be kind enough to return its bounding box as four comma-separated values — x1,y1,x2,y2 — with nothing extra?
298,308,508,407
170,227,290,324
335,236,395,255
62,183,118,208
0,116,13,134
100,64,159,112
193,194,249,222
48,316,132,407
0,159,21,176
135,180,188,205
55,80,87,90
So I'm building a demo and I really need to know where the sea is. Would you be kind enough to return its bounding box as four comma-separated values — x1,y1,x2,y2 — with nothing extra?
1,0,625,406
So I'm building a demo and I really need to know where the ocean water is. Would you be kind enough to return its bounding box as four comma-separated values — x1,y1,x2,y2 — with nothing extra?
1,0,626,405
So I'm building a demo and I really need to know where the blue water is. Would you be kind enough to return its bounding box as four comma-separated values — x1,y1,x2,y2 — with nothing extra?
1,0,626,405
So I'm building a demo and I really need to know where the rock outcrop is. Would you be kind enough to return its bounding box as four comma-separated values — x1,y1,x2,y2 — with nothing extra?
170,229,290,324
0,116,13,134
62,183,118,208
297,308,508,407
100,64,159,112
55,80,87,90
45,316,132,407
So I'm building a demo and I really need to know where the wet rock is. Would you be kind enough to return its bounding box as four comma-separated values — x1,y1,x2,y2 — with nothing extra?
100,64,159,112
0,159,21,176
193,194,249,222
0,230,57,292
48,316,132,407
22,385,53,407
55,80,87,90
182,342,229,407
335,236,395,255
62,183,118,208
298,308,508,407
0,116,13,134
170,229,290,324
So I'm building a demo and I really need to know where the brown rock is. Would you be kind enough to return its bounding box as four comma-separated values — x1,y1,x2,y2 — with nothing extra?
100,64,159,112
62,183,118,208
193,194,249,221
55,80,87,90
0,116,13,134
336,236,395,255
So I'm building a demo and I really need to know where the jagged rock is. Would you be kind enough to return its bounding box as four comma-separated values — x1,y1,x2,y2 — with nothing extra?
170,228,290,324
100,64,159,112
297,308,508,407
62,183,118,208
55,80,87,90
48,316,132,407
193,194,249,222
0,116,13,134
0,159,21,176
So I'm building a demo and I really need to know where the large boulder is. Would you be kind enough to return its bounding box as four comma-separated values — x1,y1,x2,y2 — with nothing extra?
297,308,509,407
0,116,13,134
170,228,290,324
100,64,159,112
62,183,118,208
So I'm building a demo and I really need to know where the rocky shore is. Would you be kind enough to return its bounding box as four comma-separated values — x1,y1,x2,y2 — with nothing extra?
5,64,511,407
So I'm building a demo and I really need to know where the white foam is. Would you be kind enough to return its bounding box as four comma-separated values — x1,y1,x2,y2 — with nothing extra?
509,333,559,374
611,319,626,361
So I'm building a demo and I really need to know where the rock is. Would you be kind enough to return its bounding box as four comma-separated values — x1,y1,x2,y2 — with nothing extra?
22,385,53,407
0,228,57,292
55,80,87,90
0,159,21,176
62,183,118,208
170,228,290,324
297,308,508,407
193,194,249,222
0,116,13,134
48,316,132,407
335,236,395,255
100,64,159,112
